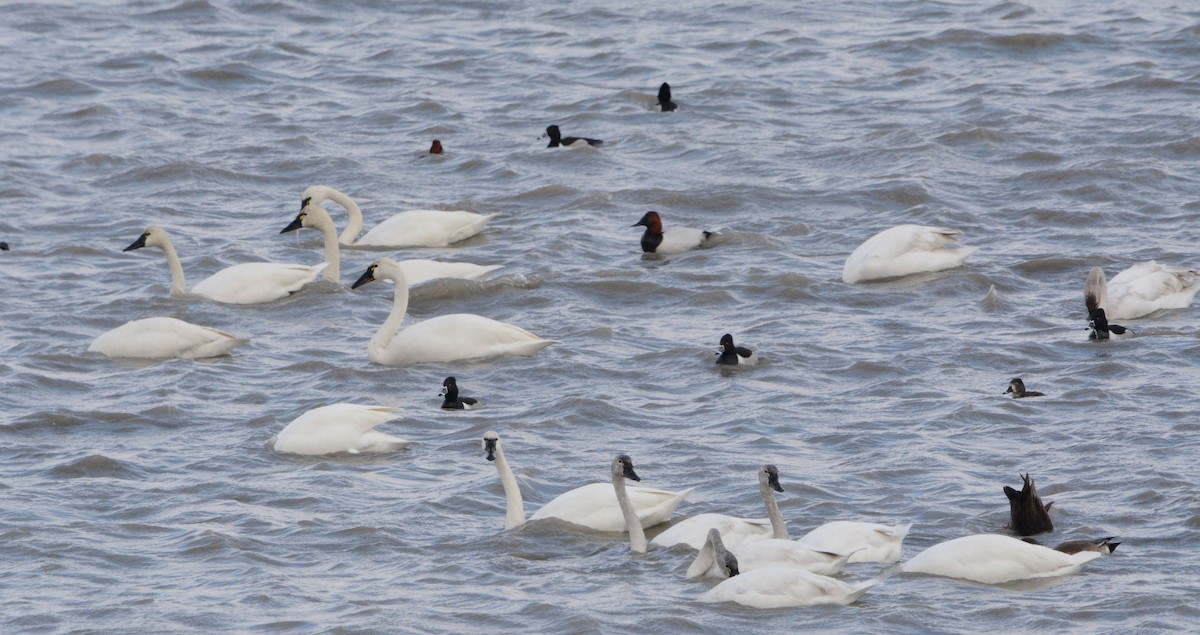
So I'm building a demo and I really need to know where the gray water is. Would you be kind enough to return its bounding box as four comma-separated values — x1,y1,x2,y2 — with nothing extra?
3,0,1199,632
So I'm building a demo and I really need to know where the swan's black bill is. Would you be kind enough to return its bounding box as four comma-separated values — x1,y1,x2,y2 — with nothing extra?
123,233,148,252
280,212,305,234
765,465,783,492
484,437,497,461
618,455,641,481
351,265,378,289
300,196,311,212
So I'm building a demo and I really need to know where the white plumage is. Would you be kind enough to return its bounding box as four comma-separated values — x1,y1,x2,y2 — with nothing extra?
273,404,412,455
89,317,246,359
842,224,977,283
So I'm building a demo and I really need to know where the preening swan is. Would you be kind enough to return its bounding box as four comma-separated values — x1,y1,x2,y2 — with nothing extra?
652,464,786,550
842,224,977,283
632,211,712,254
482,431,692,532
1004,473,1053,536
900,534,1103,584
696,530,878,608
715,333,757,366
351,258,554,366
440,376,478,410
88,317,246,359
301,185,494,247
124,226,328,304
1085,262,1200,320
272,404,412,455
797,520,912,564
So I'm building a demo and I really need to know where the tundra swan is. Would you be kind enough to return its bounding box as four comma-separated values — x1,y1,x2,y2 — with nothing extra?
88,317,245,359
842,224,976,283
652,464,786,550
300,185,494,247
273,404,412,455
900,534,1103,584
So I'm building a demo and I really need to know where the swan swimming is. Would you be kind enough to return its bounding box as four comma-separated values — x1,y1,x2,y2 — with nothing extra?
632,211,713,255
695,530,878,608
88,317,246,359
842,224,977,283
483,431,692,532
440,376,478,410
301,185,495,247
652,464,785,551
1004,473,1054,536
273,404,413,455
1085,262,1200,320
900,533,1103,584
715,333,757,366
796,520,912,564
123,226,328,304
350,258,554,366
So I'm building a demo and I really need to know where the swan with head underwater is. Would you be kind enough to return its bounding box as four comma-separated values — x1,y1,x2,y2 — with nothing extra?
89,317,246,359
482,432,692,532
900,533,1105,584
272,404,413,456
1085,268,1131,340
122,226,329,304
1085,262,1200,320
300,185,495,248
842,224,977,283
350,259,555,366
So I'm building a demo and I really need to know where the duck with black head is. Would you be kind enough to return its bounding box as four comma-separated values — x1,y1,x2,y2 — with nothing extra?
543,125,602,148
1005,378,1044,398
429,139,443,155
656,82,677,112
439,376,478,410
1004,473,1054,536
632,211,713,254
1085,268,1131,340
716,333,757,366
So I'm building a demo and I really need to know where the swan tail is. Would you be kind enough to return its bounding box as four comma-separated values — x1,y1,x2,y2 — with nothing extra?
844,578,879,603
356,430,414,453
183,336,248,359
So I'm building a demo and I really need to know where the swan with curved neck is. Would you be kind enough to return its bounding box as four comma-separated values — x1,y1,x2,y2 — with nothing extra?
280,203,341,282
301,185,495,247
652,464,786,550
482,431,691,532
351,259,554,366
123,226,328,304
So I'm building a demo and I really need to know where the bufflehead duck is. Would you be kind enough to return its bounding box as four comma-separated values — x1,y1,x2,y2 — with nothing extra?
632,211,713,254
657,82,677,112
544,125,602,148
842,224,977,283
716,333,757,366
440,376,478,410
1005,378,1044,398
429,139,443,155
1004,473,1054,536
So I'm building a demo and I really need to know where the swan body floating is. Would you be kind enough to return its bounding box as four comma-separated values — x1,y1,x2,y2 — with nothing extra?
696,530,878,608
797,520,912,563
351,258,554,366
900,534,1103,584
272,404,412,455
652,464,785,551
440,376,478,410
301,185,495,247
88,317,246,359
483,431,692,532
1004,473,1054,536
1085,262,1200,320
124,226,328,304
1005,378,1044,398
544,125,602,148
632,211,712,254
842,224,977,283
715,333,757,366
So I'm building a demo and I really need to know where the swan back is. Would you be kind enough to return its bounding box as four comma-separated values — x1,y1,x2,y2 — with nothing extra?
698,564,877,608
89,317,246,359
797,521,911,563
842,224,977,283
900,534,1103,584
1104,261,1200,319
273,404,409,455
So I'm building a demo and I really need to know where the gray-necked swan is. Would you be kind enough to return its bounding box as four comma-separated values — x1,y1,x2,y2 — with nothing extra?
842,224,977,284
482,431,691,532
88,317,246,359
273,404,413,455
652,464,785,551
351,259,554,366
124,226,328,304
900,533,1103,584
301,185,494,248
1085,262,1200,320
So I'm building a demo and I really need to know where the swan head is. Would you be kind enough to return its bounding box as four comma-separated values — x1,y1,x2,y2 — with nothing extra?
124,226,169,252
280,203,335,235
351,258,404,290
301,185,341,211
612,455,641,482
759,464,783,492
483,430,500,461
632,211,663,233
705,528,740,577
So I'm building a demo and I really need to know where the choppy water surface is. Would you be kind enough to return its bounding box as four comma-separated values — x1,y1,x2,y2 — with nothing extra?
3,0,1200,632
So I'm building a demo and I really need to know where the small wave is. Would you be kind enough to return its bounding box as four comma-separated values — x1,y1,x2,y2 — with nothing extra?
49,454,147,480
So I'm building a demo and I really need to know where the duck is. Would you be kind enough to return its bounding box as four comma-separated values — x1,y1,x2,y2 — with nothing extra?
695,530,878,608
842,224,977,284
544,125,602,148
1004,473,1054,536
272,404,412,455
1085,262,1200,320
715,333,757,366
652,464,786,551
123,226,328,304
351,258,555,366
1086,306,1130,341
632,211,713,254
0,241,8,251
88,317,246,359
656,82,677,112
440,376,478,410
900,533,1103,584
429,139,443,155
300,185,494,247
796,520,912,564
483,431,692,532
1051,537,1120,555
1005,378,1044,398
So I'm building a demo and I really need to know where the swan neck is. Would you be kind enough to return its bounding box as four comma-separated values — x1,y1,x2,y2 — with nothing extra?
761,479,788,539
317,219,339,282
493,446,525,529
687,537,717,579
370,279,408,360
614,473,647,553
327,190,364,244
161,235,186,295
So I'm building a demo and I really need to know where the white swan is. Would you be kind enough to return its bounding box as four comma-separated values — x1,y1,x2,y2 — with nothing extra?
797,520,912,563
1085,262,1200,320
483,431,692,532
842,224,977,283
351,258,554,366
88,317,246,359
273,404,412,455
302,185,495,247
124,226,328,304
900,534,1103,584
652,464,786,551
696,530,878,608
